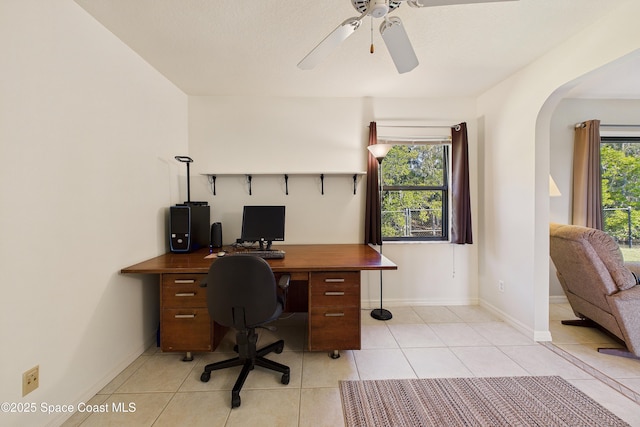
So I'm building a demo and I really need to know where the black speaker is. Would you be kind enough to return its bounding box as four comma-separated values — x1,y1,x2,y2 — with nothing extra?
169,203,210,253
210,222,222,248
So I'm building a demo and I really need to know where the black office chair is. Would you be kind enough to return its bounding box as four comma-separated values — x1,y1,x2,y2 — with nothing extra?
199,255,290,408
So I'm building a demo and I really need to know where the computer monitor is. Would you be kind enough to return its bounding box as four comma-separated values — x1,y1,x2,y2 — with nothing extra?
240,205,285,250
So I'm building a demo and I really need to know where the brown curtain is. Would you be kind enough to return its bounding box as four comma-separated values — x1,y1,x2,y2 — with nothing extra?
364,122,382,245
451,122,473,244
572,119,603,229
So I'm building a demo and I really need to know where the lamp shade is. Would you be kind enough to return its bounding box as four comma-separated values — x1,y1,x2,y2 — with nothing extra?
368,143,393,160
549,175,561,197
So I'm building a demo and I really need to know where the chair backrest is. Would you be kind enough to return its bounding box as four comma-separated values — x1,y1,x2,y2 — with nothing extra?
549,223,636,311
206,255,279,330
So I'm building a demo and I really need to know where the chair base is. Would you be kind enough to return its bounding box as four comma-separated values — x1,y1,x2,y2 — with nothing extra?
200,337,290,408
561,318,596,327
597,347,640,360
562,318,640,360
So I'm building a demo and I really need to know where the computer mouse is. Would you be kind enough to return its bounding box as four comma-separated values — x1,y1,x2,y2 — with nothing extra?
217,251,226,257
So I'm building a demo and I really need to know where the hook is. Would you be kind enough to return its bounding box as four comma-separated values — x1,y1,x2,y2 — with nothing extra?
247,175,252,195
284,174,289,195
210,175,217,196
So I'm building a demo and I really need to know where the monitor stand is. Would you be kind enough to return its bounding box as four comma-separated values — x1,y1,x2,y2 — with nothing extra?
258,239,273,251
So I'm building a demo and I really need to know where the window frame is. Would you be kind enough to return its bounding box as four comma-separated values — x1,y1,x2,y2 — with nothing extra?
380,142,451,242
600,135,640,247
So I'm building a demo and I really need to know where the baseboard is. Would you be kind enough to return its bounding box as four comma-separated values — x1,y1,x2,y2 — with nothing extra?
361,297,479,309
50,332,157,427
361,298,555,341
549,295,569,304
480,300,552,342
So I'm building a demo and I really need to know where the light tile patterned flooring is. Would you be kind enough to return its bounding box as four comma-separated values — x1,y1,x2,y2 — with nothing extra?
63,304,640,426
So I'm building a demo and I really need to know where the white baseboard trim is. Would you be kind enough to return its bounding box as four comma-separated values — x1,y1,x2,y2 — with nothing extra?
480,300,552,342
50,333,157,427
361,297,479,309
549,295,569,304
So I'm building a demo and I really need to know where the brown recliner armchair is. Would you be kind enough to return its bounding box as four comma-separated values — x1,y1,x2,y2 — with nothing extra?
549,223,640,359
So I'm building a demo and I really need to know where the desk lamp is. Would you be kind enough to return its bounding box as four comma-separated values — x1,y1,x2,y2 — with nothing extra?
368,143,393,321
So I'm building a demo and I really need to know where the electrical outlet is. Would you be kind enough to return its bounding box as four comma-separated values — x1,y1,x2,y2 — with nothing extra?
22,366,39,396
498,280,505,293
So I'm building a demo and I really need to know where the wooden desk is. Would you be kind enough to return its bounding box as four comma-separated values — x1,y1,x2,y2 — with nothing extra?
122,244,397,358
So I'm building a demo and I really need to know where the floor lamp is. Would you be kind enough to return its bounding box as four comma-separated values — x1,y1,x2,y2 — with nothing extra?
368,143,393,321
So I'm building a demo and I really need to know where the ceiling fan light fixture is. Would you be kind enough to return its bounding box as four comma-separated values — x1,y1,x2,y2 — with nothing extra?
369,0,390,18
351,0,401,15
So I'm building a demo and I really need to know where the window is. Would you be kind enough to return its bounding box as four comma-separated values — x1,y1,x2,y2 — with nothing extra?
381,143,449,241
600,136,640,252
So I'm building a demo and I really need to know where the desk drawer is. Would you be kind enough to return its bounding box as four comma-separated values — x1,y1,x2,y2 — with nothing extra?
161,308,212,352
162,274,207,308
308,306,360,351
310,271,360,307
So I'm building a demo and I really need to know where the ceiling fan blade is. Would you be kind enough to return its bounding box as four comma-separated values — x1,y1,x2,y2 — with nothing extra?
297,16,364,70
407,0,518,7
380,17,418,74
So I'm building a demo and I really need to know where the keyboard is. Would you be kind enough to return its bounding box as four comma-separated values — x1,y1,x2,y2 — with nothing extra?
233,250,285,259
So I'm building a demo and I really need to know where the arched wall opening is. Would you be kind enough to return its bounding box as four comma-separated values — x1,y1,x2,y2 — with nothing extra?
477,1,640,341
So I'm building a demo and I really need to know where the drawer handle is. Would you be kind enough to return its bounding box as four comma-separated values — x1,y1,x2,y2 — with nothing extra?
324,278,345,283
324,312,345,317
174,314,196,319
324,291,345,296
174,279,196,284
175,292,196,297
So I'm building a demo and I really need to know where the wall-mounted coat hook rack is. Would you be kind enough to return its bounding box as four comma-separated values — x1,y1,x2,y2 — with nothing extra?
203,172,366,196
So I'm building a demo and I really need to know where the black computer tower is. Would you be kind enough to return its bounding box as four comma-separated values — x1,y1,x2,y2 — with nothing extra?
169,203,210,253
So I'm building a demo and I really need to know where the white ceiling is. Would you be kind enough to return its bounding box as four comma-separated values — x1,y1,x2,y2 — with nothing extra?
75,0,638,99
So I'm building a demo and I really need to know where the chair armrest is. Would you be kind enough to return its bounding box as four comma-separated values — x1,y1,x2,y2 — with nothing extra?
606,285,640,356
624,261,640,284
278,274,291,291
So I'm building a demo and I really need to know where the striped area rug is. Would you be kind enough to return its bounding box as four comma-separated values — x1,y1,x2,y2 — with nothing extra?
340,376,630,426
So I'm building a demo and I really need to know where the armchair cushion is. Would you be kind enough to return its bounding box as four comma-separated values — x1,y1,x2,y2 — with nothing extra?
552,224,636,293
587,229,636,291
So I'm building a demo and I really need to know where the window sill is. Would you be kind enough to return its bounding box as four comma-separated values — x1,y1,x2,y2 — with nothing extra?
379,240,451,245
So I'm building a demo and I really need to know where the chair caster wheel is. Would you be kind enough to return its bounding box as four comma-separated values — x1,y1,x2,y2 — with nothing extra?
232,392,241,408
233,345,238,353
281,373,290,385
200,371,211,383
275,343,284,354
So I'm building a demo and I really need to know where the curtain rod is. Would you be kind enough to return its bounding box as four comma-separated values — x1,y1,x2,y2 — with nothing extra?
575,122,640,128
375,124,461,131
377,135,452,142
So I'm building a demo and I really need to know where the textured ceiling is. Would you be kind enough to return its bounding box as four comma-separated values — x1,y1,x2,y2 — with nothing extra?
75,0,635,98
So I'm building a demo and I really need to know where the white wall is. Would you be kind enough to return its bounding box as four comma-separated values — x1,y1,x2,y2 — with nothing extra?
188,96,479,307
548,98,640,297
477,1,640,340
0,1,187,425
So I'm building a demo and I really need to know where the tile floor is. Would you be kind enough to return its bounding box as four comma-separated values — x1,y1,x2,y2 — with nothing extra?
62,304,640,426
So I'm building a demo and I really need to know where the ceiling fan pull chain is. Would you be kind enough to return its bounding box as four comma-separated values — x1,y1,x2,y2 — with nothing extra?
370,16,375,53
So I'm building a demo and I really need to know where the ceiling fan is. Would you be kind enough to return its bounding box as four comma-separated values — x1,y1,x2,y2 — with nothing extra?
297,0,517,74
